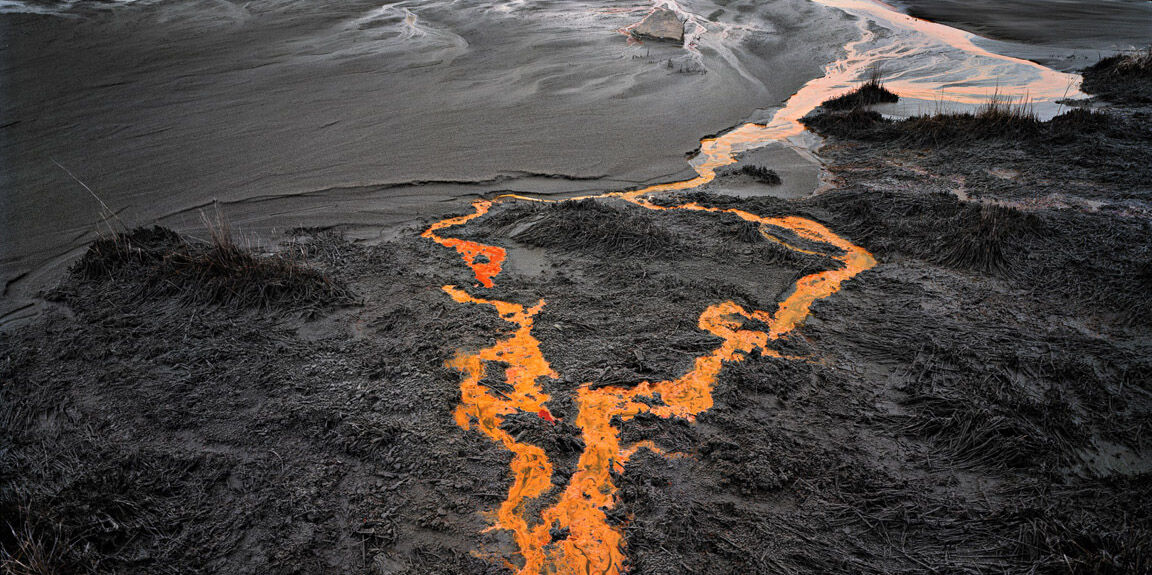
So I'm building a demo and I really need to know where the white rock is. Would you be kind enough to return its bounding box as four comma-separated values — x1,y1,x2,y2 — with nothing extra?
630,7,684,44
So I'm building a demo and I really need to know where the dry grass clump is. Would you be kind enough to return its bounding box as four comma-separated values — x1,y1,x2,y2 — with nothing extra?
1081,48,1152,103
811,189,1045,277
1084,48,1152,80
723,165,782,185
1048,107,1110,130
891,343,1082,471
0,510,70,575
821,474,1152,574
73,219,353,310
513,199,684,257
1113,48,1152,76
820,67,900,110
898,91,1041,144
801,108,887,139
730,220,764,243
1013,506,1151,575
931,203,1021,275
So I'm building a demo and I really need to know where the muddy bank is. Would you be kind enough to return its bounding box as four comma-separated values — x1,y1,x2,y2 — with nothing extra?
1082,51,1152,104
803,56,1152,212
4,78,1151,571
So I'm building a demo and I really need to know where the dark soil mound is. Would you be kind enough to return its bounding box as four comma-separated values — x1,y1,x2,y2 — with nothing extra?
819,79,900,111
510,199,686,257
719,165,782,185
1082,49,1152,104
71,226,353,310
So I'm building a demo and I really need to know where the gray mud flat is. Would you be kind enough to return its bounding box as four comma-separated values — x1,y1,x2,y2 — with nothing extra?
3,73,1151,572
0,0,855,322
883,0,1152,73
890,0,1152,49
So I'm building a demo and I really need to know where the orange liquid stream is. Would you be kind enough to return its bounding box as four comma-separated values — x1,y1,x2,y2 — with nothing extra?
422,199,507,288
427,144,874,574
416,0,1097,568
433,200,874,574
423,8,884,565
422,0,1082,568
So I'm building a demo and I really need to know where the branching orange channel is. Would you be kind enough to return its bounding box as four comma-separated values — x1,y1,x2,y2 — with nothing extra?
416,11,888,566
414,0,1092,566
423,132,876,574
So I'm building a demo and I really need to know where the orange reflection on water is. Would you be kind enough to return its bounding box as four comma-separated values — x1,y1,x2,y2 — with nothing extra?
812,0,1083,106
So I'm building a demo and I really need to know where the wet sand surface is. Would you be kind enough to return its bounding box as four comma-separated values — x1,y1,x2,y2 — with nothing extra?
892,0,1151,49
0,0,855,322
889,0,1152,72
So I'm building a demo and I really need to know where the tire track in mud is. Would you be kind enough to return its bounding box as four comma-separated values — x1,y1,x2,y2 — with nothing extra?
419,1,1084,572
